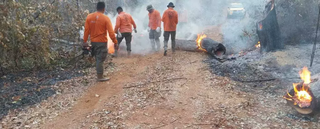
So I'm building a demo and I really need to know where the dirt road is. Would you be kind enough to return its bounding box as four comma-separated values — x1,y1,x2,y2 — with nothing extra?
39,26,249,129
38,48,247,128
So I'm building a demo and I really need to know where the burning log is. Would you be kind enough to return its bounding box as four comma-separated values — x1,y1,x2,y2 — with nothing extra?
175,39,202,52
176,34,226,58
201,38,226,57
284,82,317,115
283,67,318,115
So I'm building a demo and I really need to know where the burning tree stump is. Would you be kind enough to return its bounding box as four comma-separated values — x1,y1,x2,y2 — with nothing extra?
176,37,226,57
284,83,318,115
283,67,318,115
256,0,284,52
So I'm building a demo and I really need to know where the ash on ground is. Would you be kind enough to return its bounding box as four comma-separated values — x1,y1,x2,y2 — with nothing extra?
206,44,320,123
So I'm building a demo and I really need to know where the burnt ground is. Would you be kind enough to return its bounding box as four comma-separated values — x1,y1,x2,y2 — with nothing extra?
0,42,103,119
0,55,114,121
2,25,320,128
207,44,320,125
0,69,81,119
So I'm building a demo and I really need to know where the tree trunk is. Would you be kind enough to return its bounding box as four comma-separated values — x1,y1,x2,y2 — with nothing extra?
175,38,226,57
175,39,201,52
257,1,283,52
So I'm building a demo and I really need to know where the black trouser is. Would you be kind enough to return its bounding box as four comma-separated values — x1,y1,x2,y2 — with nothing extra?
91,42,108,74
117,32,132,52
149,30,161,51
163,31,176,51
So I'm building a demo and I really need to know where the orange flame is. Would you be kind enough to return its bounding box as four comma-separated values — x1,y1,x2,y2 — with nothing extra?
108,42,115,54
255,41,261,48
107,34,115,54
299,67,311,84
196,34,207,52
284,67,312,108
293,83,312,107
259,23,263,30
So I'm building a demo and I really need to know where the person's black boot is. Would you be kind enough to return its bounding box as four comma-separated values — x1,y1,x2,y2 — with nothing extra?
164,50,167,56
97,74,110,82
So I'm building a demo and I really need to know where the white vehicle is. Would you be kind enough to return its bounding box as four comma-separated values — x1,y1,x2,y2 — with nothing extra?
227,3,246,19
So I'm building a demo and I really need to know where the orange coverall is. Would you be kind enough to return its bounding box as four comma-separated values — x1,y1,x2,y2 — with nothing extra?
162,8,178,31
114,12,137,33
83,12,117,44
148,10,161,30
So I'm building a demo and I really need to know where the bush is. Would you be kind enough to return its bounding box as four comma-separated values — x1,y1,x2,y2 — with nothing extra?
0,0,87,75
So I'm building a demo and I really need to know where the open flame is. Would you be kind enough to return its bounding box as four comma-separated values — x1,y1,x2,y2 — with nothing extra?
255,41,261,48
108,41,115,54
107,34,115,54
284,67,312,108
196,34,207,52
299,67,311,84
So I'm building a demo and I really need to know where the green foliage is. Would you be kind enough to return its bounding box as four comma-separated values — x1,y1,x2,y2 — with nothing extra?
0,0,87,74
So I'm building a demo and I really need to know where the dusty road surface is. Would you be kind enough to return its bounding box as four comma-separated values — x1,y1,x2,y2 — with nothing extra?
39,50,247,128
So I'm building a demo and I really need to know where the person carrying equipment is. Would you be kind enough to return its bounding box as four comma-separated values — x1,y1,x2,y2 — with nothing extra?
83,2,117,82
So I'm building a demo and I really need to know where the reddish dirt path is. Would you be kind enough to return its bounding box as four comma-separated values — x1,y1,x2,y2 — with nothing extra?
40,53,163,128
40,27,233,128
40,48,247,128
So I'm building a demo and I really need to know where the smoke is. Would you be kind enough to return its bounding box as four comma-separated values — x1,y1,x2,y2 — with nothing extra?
82,0,270,55
105,0,180,55
220,0,266,53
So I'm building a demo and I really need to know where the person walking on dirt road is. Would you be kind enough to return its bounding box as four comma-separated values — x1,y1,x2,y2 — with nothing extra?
162,2,178,56
83,2,117,82
147,5,162,52
114,6,137,57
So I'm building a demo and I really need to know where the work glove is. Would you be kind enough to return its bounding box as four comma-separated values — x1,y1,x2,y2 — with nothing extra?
117,32,122,38
134,28,137,33
156,27,161,33
117,29,122,38
147,27,150,32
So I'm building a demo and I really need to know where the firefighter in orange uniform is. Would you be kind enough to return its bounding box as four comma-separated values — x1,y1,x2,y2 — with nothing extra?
147,5,162,52
83,2,117,82
162,2,178,56
114,6,137,57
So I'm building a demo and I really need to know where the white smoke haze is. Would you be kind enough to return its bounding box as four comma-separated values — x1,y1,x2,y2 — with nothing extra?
106,0,180,55
220,0,266,53
84,0,270,55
